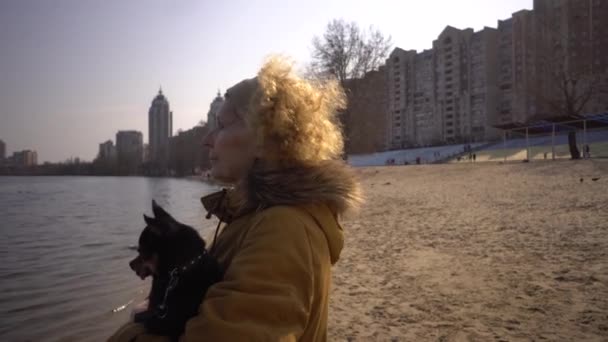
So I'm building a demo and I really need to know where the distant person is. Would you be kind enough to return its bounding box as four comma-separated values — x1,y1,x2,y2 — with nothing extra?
584,144,591,158
109,56,362,341
473,153,476,162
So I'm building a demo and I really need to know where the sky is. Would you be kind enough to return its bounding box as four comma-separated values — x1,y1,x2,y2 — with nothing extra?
0,0,532,163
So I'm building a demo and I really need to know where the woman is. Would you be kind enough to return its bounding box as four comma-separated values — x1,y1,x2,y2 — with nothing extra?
109,56,362,341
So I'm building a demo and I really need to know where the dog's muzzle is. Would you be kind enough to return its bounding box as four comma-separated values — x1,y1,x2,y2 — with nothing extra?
130,256,152,280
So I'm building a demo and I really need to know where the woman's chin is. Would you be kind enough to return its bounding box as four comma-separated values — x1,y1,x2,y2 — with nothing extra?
210,169,236,184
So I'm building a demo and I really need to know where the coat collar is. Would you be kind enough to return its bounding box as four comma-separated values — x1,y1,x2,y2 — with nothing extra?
200,160,362,222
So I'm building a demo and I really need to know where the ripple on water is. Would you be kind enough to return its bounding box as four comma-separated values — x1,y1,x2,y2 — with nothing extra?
0,176,217,341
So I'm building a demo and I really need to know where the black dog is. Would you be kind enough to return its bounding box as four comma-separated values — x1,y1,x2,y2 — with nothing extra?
129,200,223,340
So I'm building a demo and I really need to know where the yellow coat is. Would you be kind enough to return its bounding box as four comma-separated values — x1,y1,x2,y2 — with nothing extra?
108,161,361,342
186,203,343,341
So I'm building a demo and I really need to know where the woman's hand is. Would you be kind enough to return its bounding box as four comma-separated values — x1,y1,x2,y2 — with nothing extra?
130,300,149,321
109,300,174,342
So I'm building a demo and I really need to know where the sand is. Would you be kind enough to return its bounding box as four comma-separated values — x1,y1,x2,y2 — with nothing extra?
329,160,608,341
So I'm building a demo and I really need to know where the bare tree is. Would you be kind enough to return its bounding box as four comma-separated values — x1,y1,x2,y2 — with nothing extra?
534,14,608,159
547,68,606,159
540,59,604,118
310,19,392,86
309,19,391,155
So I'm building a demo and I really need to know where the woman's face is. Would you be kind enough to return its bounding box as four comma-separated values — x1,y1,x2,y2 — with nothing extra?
203,100,256,183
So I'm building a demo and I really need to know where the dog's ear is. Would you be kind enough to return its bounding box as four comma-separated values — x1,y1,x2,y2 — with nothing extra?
143,214,157,227
143,214,164,235
152,200,175,221
149,200,181,234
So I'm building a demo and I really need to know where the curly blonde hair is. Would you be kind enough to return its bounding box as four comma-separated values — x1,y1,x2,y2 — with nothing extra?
227,56,346,167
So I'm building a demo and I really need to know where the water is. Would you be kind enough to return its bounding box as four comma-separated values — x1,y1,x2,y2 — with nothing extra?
0,176,220,341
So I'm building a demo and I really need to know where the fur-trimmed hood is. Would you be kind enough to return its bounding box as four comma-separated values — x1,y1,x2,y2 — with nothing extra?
201,160,361,266
201,160,363,223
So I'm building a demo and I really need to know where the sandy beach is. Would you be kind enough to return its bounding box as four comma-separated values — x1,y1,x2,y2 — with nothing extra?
329,160,608,341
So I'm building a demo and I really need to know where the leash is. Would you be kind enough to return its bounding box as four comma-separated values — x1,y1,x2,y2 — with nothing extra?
155,189,229,319
156,252,207,319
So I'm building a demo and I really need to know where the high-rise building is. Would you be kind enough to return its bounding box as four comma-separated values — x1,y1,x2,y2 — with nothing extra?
386,26,500,149
169,125,210,175
11,150,37,166
497,10,539,124
116,130,143,173
148,88,172,168
411,49,438,146
534,0,608,117
498,0,608,121
344,67,388,154
143,144,150,163
512,10,538,121
29,151,37,166
0,139,5,162
387,47,441,149
381,0,607,151
97,140,116,161
206,91,225,130
433,26,475,144
497,18,515,124
468,27,499,141
386,47,414,149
